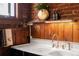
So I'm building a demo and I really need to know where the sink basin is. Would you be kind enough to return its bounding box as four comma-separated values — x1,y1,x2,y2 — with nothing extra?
47,50,79,56
48,51,63,56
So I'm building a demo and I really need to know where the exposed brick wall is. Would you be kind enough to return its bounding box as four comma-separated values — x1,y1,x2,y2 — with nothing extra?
32,3,79,21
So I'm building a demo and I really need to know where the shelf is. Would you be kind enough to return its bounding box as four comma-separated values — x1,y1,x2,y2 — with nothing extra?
45,20,72,23
33,20,72,24
27,20,73,25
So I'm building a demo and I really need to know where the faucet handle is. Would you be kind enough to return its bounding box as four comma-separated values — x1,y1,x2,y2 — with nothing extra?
52,43,55,48
68,42,71,50
62,45,65,49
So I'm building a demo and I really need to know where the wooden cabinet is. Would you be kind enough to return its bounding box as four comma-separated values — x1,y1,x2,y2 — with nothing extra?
12,3,32,45
0,47,10,56
12,28,29,45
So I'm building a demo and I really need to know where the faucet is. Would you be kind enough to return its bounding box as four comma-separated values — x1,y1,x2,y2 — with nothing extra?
62,38,71,50
50,32,59,48
50,32,71,50
68,42,71,50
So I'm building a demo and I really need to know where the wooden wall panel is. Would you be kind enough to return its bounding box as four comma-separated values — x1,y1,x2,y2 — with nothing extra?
73,22,79,42
31,22,79,43
58,23,64,41
32,23,41,38
63,22,73,42
44,24,49,39
45,24,50,39
54,23,59,40
49,23,55,40
40,23,45,39
51,23,55,33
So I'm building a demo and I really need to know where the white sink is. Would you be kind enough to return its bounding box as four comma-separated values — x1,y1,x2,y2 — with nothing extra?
48,51,63,56
47,49,79,56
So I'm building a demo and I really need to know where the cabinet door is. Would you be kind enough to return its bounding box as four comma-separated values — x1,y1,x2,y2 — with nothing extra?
12,28,28,45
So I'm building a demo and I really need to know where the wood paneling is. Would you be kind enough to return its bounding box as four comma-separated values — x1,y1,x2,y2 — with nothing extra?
58,23,64,41
73,22,79,42
32,23,41,38
63,22,73,42
40,23,45,39
50,23,55,40
32,22,79,42
44,24,49,39
44,24,51,39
